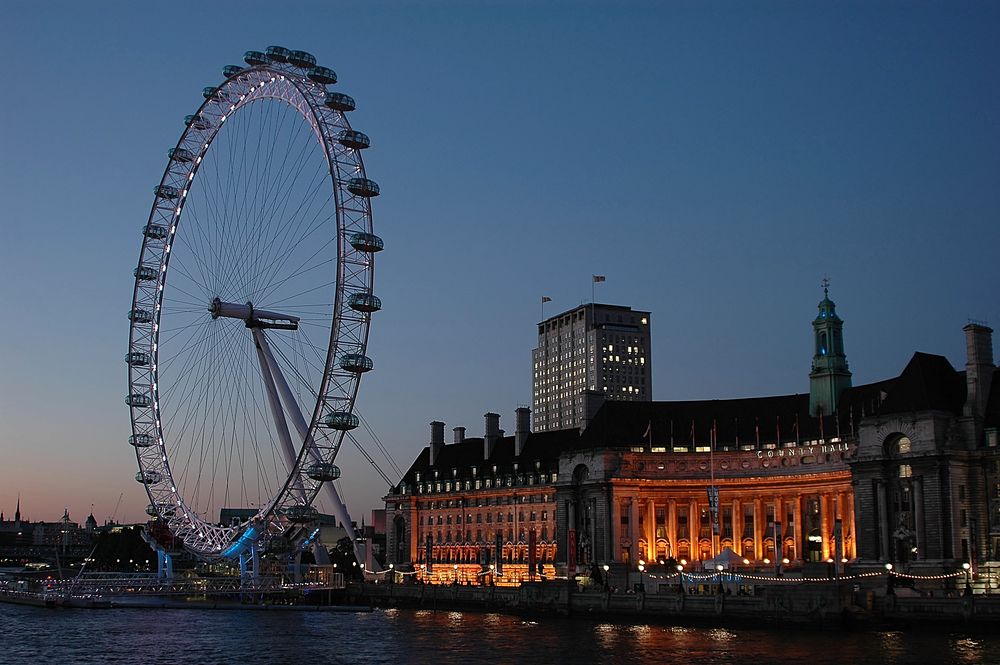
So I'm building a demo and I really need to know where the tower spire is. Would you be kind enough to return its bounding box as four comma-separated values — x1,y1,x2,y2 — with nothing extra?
14,494,21,526
809,281,852,419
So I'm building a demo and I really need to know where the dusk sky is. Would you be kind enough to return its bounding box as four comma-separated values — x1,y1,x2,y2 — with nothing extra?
1,1,997,526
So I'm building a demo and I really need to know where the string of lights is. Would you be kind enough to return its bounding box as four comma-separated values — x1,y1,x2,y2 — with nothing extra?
633,567,973,584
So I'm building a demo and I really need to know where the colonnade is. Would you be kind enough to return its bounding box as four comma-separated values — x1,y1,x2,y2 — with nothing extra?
612,486,856,565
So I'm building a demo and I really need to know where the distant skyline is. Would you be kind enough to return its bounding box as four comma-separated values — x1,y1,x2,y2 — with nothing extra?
1,1,998,524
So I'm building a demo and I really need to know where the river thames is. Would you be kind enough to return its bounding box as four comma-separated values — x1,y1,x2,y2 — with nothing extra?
3,604,999,665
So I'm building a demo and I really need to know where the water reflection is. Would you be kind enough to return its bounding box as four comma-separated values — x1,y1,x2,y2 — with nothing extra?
952,637,983,663
3,604,1000,665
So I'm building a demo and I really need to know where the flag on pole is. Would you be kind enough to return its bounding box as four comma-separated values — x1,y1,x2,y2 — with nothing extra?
642,420,652,442
755,417,760,447
690,419,696,446
541,296,552,303
592,275,606,283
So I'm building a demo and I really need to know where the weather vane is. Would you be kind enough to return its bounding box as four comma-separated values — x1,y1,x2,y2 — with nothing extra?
821,276,830,297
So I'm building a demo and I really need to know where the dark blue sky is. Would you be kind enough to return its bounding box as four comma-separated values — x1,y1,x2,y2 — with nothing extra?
1,1,997,523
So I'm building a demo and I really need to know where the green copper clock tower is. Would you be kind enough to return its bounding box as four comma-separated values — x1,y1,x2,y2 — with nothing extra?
809,280,852,418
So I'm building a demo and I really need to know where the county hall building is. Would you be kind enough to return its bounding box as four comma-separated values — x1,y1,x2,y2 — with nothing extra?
383,291,999,585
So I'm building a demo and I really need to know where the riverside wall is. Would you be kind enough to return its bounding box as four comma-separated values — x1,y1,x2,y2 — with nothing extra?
346,581,1000,629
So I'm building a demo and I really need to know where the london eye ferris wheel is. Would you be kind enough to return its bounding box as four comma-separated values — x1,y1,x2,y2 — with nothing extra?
125,47,383,560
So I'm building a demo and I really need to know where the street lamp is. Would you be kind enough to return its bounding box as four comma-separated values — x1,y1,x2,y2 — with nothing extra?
637,564,645,593
963,562,972,596
454,563,459,585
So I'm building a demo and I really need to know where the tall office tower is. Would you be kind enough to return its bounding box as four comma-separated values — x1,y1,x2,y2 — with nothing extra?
532,303,651,432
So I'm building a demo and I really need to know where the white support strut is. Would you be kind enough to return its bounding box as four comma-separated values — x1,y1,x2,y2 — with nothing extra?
252,330,306,502
253,327,368,568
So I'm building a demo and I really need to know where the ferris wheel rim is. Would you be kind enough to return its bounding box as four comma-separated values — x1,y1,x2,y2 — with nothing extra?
125,52,380,558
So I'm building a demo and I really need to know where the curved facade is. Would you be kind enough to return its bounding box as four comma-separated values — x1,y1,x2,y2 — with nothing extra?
384,304,999,585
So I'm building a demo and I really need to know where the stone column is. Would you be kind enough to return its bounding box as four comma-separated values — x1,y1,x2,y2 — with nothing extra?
793,495,803,562
913,478,925,560
846,490,856,559
628,498,638,566
774,496,783,562
876,481,889,561
820,492,831,560
753,498,763,560
732,497,742,556
689,501,699,561
668,499,677,560
646,498,656,562
605,495,623,562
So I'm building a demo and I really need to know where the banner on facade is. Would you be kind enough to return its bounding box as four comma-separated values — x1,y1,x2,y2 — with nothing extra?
708,486,720,536
495,531,503,575
425,534,433,573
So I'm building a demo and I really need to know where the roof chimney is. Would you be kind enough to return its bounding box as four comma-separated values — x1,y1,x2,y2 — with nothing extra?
429,421,445,466
963,323,995,421
484,412,500,459
515,407,531,457
453,427,466,443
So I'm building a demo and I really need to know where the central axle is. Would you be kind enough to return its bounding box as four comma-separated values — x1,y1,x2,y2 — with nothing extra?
209,297,300,330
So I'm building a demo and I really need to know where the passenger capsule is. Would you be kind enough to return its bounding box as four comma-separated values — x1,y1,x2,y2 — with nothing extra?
134,265,159,281
154,185,180,200
284,504,319,523
125,393,151,407
306,462,341,482
348,293,381,313
126,351,150,366
184,114,211,131
129,434,154,448
324,92,355,112
146,503,175,517
307,66,337,85
244,50,268,66
339,353,373,373
223,64,244,78
349,232,384,253
203,86,226,101
168,147,195,163
287,50,317,69
338,130,370,150
128,309,153,323
322,411,360,430
144,224,168,240
346,177,379,198
135,470,163,485
265,46,291,63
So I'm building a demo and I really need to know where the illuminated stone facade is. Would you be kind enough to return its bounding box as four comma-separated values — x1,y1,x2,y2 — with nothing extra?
385,300,999,584
384,414,572,585
556,440,857,572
